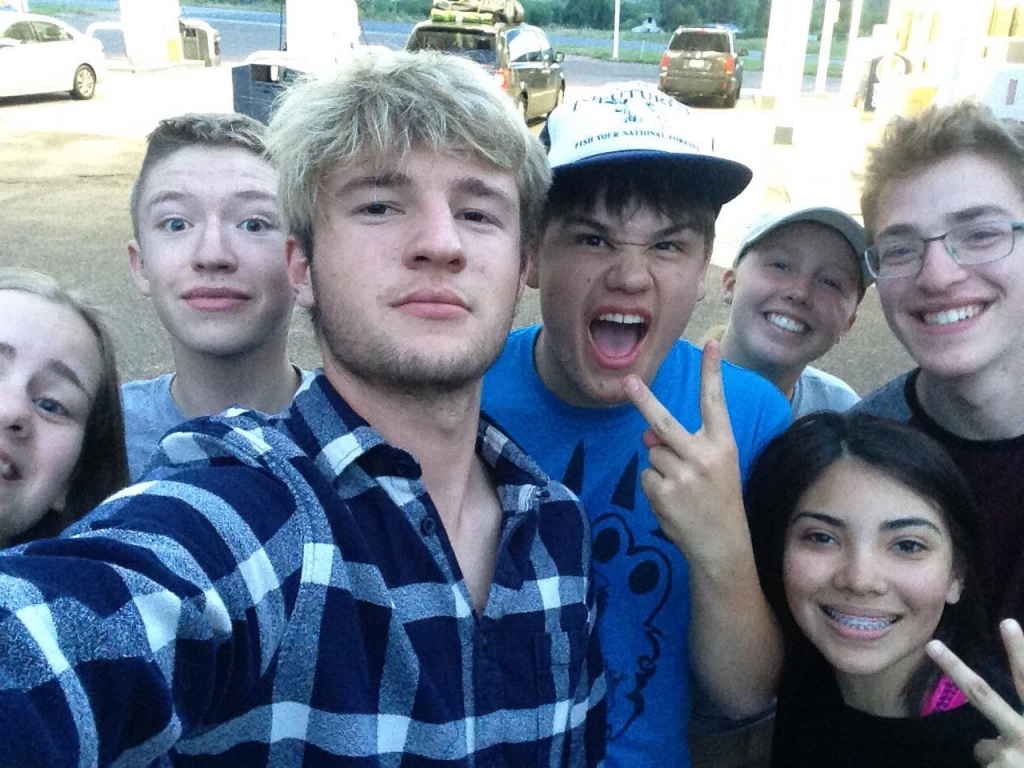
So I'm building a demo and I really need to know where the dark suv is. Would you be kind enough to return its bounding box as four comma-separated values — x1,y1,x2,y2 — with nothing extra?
406,20,565,121
658,26,746,107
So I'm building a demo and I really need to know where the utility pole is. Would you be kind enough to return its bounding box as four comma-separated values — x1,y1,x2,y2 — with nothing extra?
612,0,621,60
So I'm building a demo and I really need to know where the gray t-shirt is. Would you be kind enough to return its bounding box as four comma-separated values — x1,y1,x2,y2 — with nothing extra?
790,366,860,419
851,371,914,421
121,369,315,481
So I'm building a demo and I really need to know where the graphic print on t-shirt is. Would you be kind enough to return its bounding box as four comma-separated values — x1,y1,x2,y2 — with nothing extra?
563,442,673,741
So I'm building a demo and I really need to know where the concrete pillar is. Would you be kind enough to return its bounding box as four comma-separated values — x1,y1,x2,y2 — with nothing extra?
815,0,840,94
838,0,865,102
286,0,360,67
120,0,181,69
761,0,814,144
929,0,990,104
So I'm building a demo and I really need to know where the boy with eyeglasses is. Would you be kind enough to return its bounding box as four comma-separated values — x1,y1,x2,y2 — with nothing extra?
855,101,1024,629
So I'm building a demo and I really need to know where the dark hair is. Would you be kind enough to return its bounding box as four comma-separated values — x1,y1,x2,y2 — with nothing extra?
539,159,719,259
0,269,129,544
747,411,987,714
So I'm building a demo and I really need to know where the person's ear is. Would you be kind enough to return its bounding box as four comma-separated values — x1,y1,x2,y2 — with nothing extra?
721,268,737,306
525,238,542,290
286,236,314,309
844,309,858,333
127,240,152,297
945,574,964,606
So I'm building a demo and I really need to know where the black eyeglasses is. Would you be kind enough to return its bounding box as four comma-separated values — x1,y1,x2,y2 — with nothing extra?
864,220,1024,279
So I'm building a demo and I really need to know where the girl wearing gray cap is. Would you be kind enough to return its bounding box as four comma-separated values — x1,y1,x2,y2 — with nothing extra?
712,205,870,417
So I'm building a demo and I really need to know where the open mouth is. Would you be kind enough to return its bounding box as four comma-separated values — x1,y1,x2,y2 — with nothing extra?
590,312,648,367
822,606,899,632
766,312,807,334
921,304,985,326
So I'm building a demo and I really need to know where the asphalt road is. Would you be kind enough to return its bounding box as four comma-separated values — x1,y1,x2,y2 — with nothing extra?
60,8,840,92
0,40,909,392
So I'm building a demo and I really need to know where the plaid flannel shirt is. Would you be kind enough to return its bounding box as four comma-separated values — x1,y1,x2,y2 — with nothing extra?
0,375,606,766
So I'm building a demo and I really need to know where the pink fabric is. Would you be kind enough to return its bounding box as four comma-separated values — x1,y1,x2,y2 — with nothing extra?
921,675,968,716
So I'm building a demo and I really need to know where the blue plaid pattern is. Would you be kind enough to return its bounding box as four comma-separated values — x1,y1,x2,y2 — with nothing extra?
0,375,606,766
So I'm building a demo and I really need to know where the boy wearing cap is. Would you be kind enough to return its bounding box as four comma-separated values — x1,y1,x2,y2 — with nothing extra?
715,206,868,417
483,83,791,766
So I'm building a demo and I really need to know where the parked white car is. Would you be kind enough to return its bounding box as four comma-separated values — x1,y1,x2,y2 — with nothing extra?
0,12,107,100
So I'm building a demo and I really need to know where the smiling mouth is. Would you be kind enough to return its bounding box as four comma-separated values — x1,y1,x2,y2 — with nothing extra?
766,312,807,334
921,304,985,326
590,313,648,360
823,606,900,632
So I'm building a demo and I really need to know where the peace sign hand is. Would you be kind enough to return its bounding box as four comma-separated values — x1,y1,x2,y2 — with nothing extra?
927,619,1024,767
623,340,747,569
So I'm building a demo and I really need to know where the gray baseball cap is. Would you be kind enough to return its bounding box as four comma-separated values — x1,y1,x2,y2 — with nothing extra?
734,205,872,291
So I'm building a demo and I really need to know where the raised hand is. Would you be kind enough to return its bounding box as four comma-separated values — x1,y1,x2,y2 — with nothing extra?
926,619,1024,767
623,340,746,569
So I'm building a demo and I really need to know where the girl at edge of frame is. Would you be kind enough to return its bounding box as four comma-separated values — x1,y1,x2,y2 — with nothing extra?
0,267,128,548
747,410,1015,767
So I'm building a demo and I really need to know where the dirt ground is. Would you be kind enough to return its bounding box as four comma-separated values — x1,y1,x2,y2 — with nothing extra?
0,67,912,391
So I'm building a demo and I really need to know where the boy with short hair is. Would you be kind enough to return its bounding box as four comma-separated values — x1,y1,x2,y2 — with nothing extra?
0,50,604,765
715,205,869,416
483,82,792,766
855,101,1024,628
122,112,312,480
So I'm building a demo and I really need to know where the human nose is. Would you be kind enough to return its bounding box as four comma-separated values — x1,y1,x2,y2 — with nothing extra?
405,209,465,272
782,271,814,303
605,246,653,294
832,547,887,595
0,385,31,439
914,237,966,292
191,221,238,272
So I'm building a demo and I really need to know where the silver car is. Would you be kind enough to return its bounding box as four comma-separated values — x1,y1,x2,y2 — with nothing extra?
407,21,565,122
0,12,107,100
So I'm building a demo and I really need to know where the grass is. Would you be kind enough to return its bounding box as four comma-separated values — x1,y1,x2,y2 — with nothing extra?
31,2,109,14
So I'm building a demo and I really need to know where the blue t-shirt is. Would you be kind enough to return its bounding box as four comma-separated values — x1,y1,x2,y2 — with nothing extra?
483,326,791,767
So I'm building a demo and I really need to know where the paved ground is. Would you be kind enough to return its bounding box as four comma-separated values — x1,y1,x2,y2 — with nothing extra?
0,63,913,392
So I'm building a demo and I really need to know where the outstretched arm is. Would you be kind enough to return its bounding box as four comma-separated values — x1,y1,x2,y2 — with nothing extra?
624,341,781,717
0,463,297,765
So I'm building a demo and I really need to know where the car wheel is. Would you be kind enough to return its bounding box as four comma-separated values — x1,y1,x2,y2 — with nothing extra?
71,65,96,100
723,87,737,108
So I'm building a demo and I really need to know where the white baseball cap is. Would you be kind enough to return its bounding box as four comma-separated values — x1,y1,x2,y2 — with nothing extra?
735,205,873,291
541,81,752,207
